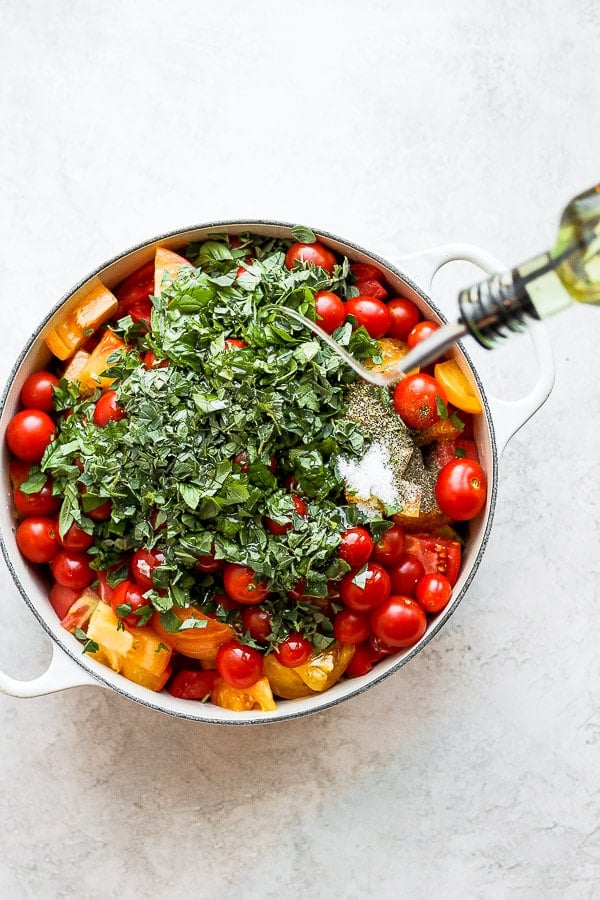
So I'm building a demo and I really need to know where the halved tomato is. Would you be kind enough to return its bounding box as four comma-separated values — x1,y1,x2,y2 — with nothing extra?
350,263,388,300
211,675,277,712
59,588,100,632
404,534,462,587
430,438,480,470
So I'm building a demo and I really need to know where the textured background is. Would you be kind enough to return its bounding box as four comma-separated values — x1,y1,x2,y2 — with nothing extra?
1,1,599,898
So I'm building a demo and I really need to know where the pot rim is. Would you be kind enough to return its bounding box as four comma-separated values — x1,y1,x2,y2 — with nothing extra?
0,220,498,724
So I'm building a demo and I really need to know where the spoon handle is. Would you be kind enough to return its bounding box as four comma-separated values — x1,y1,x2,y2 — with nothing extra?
273,306,468,386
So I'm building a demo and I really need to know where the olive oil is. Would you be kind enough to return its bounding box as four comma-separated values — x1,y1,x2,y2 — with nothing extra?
400,184,600,373
552,183,600,304
277,185,600,384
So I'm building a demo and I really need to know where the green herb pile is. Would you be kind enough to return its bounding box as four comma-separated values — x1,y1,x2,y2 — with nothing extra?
39,230,384,650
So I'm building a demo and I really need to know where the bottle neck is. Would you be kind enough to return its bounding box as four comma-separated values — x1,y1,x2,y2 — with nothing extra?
458,252,572,349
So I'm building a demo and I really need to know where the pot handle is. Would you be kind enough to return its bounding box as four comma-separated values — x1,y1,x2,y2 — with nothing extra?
391,242,555,454
0,640,98,697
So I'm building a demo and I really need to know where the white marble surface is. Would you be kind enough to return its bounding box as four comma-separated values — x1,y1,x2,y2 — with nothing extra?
1,1,600,897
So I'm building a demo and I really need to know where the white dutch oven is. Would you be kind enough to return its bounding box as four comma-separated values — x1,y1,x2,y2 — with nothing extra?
0,223,554,724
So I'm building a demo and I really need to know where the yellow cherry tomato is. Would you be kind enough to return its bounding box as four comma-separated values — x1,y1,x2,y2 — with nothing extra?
434,359,482,415
366,338,419,377
211,676,277,712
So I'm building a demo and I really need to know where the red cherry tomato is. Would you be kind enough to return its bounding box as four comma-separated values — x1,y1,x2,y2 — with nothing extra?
194,545,224,574
388,554,425,597
415,573,452,614
345,641,380,678
407,320,440,349
285,241,337,274
435,458,487,520
58,522,94,552
167,668,218,700
283,474,300,492
339,527,374,568
345,296,392,339
224,338,248,350
314,291,346,334
392,373,448,428
241,606,272,642
48,582,80,619
95,570,115,604
93,390,126,427
223,563,269,605
333,609,371,645
386,298,421,341
232,451,249,473
9,458,32,488
16,517,59,563
87,499,113,522
372,524,406,567
6,410,56,463
213,591,240,613
50,550,94,590
404,534,462,587
274,633,313,668
216,639,264,688
370,595,427,648
232,451,277,475
287,578,311,602
20,371,60,412
111,579,151,628
339,562,391,612
131,548,166,590
265,495,308,535
148,507,166,532
13,477,60,517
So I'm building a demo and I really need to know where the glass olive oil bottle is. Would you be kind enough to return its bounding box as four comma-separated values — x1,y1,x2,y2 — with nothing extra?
401,183,600,371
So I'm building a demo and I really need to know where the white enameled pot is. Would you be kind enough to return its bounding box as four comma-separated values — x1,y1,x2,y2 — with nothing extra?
0,223,555,724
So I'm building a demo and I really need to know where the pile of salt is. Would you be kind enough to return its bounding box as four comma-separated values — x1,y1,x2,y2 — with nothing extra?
336,441,399,517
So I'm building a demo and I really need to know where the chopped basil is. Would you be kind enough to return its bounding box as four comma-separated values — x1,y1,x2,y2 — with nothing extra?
450,411,465,431
17,468,47,494
42,233,383,649
73,627,99,655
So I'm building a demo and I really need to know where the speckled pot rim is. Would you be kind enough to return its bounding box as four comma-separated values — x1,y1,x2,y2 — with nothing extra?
0,221,498,725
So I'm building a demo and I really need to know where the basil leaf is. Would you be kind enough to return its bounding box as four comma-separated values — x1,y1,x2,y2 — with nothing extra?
291,225,316,243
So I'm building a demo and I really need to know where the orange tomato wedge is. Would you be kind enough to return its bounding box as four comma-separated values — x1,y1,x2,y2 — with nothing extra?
154,247,192,297
151,606,234,660
433,359,482,414
70,328,127,393
45,281,118,360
